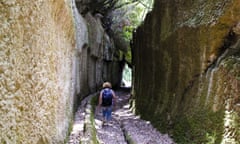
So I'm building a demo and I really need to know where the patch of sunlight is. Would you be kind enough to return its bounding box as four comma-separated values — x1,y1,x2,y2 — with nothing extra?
72,123,84,134
134,115,140,120
115,109,134,117
70,112,86,135
95,119,103,130
221,105,238,144
122,64,132,87
123,104,130,109
145,121,150,124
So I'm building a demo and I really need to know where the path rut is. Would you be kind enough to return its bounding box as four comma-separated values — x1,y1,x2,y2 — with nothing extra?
67,88,175,144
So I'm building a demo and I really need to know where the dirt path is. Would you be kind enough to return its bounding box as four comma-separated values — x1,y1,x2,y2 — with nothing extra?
67,88,175,144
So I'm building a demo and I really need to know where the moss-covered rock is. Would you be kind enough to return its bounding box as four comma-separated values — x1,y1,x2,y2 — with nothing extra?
132,0,240,143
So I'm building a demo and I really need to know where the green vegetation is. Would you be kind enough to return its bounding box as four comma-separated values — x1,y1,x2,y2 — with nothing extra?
124,132,135,144
110,0,154,64
90,110,99,144
79,95,99,144
172,109,224,144
64,119,73,144
90,95,99,144
91,95,99,113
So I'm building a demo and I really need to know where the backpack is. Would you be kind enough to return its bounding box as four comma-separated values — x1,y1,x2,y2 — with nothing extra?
101,88,113,106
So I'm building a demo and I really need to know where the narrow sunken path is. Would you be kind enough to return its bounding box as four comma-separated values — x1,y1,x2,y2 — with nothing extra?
68,88,175,144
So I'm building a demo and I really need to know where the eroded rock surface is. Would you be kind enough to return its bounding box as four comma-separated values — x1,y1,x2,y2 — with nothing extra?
0,0,122,143
132,0,240,143
0,1,75,143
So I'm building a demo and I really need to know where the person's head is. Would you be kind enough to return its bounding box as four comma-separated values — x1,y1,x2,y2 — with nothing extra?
102,82,112,88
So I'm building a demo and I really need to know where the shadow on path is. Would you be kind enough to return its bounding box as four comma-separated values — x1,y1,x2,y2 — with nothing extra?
94,88,175,144
67,87,175,144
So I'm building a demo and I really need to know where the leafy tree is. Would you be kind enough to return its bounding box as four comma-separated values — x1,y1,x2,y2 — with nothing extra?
78,0,154,64
109,0,154,64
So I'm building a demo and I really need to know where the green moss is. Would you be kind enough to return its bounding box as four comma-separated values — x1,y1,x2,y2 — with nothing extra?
90,95,98,113
124,133,135,144
172,109,224,144
90,110,99,144
151,113,169,133
125,50,132,64
64,119,73,144
90,95,99,144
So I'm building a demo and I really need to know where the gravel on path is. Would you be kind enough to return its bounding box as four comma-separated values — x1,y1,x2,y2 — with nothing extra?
67,88,175,144
95,89,175,144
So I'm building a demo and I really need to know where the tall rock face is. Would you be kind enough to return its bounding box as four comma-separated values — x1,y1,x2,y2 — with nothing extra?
0,0,75,144
0,0,121,143
0,1,75,143
133,0,240,143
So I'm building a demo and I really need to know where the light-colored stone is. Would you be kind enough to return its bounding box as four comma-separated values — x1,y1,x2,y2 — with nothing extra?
0,0,76,143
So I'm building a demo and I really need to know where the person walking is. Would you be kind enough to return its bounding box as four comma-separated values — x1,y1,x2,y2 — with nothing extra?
98,82,117,125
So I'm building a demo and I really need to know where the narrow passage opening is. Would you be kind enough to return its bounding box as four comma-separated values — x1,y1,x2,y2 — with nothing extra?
121,64,132,87
107,0,154,88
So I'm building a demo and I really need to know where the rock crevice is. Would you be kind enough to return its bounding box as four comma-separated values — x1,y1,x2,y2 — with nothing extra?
0,0,123,143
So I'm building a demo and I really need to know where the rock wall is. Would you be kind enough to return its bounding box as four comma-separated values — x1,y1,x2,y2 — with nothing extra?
0,0,121,143
75,0,123,90
0,0,75,143
132,0,240,143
